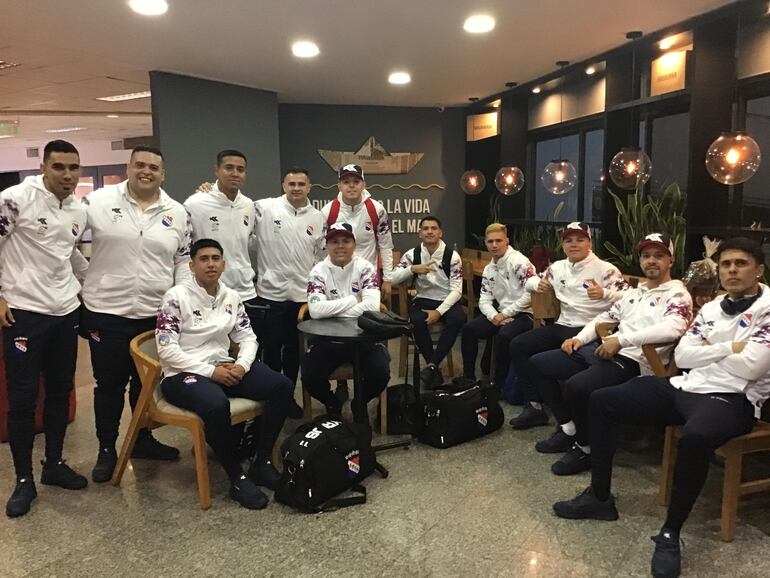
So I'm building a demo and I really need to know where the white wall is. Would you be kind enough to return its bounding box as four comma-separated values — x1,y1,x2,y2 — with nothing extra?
0,140,131,172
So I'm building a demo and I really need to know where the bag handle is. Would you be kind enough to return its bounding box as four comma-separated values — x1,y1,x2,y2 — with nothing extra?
314,484,367,512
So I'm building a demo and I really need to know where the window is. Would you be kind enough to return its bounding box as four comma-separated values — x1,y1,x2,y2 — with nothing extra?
533,134,579,221
583,129,604,222
742,95,770,227
649,112,690,196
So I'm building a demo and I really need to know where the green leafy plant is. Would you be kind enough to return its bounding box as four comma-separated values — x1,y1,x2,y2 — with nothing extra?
508,201,566,260
603,182,687,277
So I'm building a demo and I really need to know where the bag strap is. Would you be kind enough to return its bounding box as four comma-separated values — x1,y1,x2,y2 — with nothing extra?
326,198,341,226
314,484,367,512
364,198,382,271
441,246,453,278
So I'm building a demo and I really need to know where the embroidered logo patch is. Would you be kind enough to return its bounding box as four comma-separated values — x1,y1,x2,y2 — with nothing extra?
582,279,592,289
243,215,250,227
183,375,198,384
740,313,753,328
158,333,170,346
71,223,80,236
364,221,372,232
345,450,360,478
306,224,315,236
161,215,173,227
224,304,233,315
309,295,321,303
476,406,488,427
14,337,27,353
352,281,360,293
650,296,662,307
89,330,101,343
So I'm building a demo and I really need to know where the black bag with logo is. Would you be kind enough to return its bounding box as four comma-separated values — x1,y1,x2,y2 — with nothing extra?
419,382,504,448
357,310,412,340
275,415,376,512
377,382,420,435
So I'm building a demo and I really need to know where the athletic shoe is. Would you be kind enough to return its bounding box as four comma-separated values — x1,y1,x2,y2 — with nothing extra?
651,528,682,578
509,405,549,430
535,428,575,453
6,479,37,518
420,365,443,389
324,397,343,416
248,459,282,491
287,400,304,420
552,444,592,476
40,460,88,490
553,486,618,521
91,447,117,483
334,382,350,404
131,431,180,460
230,475,268,509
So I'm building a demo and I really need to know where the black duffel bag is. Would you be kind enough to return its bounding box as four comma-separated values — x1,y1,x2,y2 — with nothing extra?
275,415,375,512
377,382,420,435
419,382,504,448
357,310,412,339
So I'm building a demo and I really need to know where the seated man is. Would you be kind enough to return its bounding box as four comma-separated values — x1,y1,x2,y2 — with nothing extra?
391,215,465,388
156,239,293,510
530,234,692,472
301,223,389,419
509,222,627,430
460,223,536,386
554,237,770,578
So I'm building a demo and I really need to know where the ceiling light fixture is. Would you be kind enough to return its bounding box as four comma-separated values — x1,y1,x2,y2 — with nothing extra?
106,115,120,118
463,14,495,34
96,91,151,102
0,60,21,70
659,35,676,50
531,87,541,94
291,41,320,58
388,71,411,85
45,127,86,134
585,65,596,75
129,0,169,16
0,135,14,140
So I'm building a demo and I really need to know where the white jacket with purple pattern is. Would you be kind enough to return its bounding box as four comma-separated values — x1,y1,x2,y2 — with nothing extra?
391,241,463,315
307,255,380,319
479,246,536,321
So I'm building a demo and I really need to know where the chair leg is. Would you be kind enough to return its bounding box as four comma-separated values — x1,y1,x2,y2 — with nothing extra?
302,385,313,420
111,395,151,486
399,335,408,377
379,388,388,435
658,426,678,506
721,449,743,542
191,424,212,511
446,350,455,378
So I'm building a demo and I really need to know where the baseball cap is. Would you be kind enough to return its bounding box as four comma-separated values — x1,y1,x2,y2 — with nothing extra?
636,233,674,255
338,164,364,181
560,222,591,240
326,222,355,242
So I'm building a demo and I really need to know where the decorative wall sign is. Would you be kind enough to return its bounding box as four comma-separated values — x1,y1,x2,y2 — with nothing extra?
650,50,688,96
318,136,424,174
466,112,499,142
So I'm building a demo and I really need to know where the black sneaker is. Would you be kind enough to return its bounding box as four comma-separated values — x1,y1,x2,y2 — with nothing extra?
651,528,682,578
230,475,268,510
40,460,88,490
509,405,550,430
552,445,592,476
248,459,282,491
91,447,117,483
334,382,350,404
6,479,37,518
553,486,618,521
131,431,180,460
535,428,575,453
420,365,443,389
324,397,343,416
287,400,304,419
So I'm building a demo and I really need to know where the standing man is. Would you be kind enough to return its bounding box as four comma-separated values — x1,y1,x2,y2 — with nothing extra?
391,216,465,388
81,146,191,483
508,222,627,430
2,140,89,518
554,237,769,578
251,167,324,417
529,234,691,472
322,164,394,301
460,223,536,387
157,239,293,510
301,223,390,420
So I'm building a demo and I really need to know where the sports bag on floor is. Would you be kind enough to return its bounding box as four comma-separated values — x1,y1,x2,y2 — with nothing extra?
275,415,376,512
377,382,420,435
419,382,504,448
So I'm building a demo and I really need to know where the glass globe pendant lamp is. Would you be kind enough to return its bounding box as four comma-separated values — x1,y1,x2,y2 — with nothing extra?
705,131,761,185
495,166,525,195
460,169,486,195
608,147,652,189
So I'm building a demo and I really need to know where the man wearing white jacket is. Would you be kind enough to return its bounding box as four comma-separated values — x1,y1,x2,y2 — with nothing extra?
391,216,465,388
461,223,536,387
157,239,292,510
509,222,627,430
321,164,394,301
530,234,692,472
1,140,89,518
554,237,770,578
301,223,389,418
81,146,192,483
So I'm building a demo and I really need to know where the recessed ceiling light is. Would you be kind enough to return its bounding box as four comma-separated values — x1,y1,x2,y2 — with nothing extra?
0,60,21,70
463,14,495,34
0,135,14,140
292,41,320,58
45,127,86,134
585,65,596,75
129,0,168,16
388,71,411,85
659,35,676,50
96,91,151,102
532,87,541,94
490,99,501,108
106,114,120,118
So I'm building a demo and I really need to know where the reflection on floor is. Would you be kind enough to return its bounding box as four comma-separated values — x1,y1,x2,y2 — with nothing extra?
2,338,770,577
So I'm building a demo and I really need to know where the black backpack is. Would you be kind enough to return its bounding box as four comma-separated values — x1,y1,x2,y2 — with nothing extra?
412,244,453,279
275,415,376,512
419,381,504,448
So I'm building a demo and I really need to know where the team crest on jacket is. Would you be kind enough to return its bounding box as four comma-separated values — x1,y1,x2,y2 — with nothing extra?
352,281,360,293
71,223,80,237
225,303,233,315
89,330,101,343
582,279,592,289
209,216,220,231
14,337,27,353
740,313,753,328
243,215,250,227
183,375,198,385
364,221,372,232
158,333,170,346
476,407,488,427
345,450,360,478
37,217,48,234
306,224,315,236
650,296,662,307
111,208,123,222
162,215,174,227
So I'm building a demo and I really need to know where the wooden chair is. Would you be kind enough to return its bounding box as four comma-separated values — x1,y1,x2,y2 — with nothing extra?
531,287,560,328
461,259,477,321
297,304,389,434
113,331,271,510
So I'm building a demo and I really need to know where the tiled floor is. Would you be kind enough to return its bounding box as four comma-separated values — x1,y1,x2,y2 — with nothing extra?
2,338,770,577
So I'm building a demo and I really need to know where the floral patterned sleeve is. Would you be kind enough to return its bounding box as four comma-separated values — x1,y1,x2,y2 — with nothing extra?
618,290,692,348
0,194,19,239
229,301,257,372
600,266,629,302
719,308,770,382
155,292,216,378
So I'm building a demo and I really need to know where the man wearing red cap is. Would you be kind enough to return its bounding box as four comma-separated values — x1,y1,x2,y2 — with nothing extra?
529,233,692,474
508,222,628,430
301,223,390,419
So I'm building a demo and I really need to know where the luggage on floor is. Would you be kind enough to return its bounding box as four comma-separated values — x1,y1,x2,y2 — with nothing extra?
275,415,375,512
419,381,503,448
378,382,420,435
